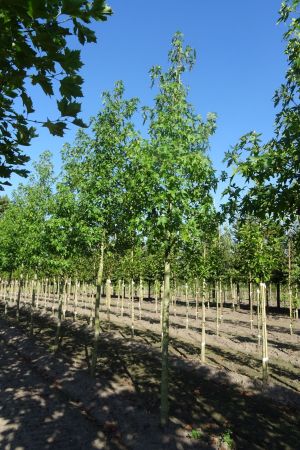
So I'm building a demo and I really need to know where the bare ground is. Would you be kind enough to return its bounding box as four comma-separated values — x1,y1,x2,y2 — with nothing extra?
0,296,300,450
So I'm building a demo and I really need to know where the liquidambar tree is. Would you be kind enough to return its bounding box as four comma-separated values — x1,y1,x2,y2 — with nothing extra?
132,32,217,427
60,81,140,376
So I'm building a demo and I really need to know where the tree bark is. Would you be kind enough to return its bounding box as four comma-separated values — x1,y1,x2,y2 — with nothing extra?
91,241,105,377
160,252,171,428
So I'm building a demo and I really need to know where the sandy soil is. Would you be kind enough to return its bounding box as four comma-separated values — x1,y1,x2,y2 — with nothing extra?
0,293,300,449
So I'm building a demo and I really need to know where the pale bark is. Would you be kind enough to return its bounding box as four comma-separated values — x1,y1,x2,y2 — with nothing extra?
16,275,23,321
55,280,63,350
160,256,170,427
260,283,269,385
91,241,105,377
185,283,189,330
201,278,206,363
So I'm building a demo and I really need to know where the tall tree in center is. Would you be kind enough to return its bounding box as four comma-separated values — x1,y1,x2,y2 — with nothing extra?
133,32,217,426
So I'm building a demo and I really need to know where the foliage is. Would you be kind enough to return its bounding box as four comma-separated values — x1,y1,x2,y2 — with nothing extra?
234,218,285,283
0,151,55,274
0,196,10,216
60,80,140,260
131,32,217,258
0,0,112,186
221,429,235,449
222,1,300,224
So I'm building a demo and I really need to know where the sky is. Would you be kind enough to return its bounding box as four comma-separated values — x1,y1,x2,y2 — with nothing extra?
4,0,288,204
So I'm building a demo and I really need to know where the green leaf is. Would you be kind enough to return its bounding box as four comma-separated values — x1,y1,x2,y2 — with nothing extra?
31,73,54,96
59,49,83,73
43,120,67,136
72,118,87,128
57,98,81,117
62,0,83,16
59,75,83,99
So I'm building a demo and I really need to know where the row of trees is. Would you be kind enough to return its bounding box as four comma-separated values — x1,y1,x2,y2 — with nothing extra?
0,0,299,426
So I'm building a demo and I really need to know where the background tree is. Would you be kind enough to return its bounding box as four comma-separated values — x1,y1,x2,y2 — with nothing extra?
61,80,140,374
0,151,55,276
0,0,112,186
222,1,300,223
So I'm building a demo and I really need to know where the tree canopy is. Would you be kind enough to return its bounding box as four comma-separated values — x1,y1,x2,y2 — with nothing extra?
0,0,112,186
223,0,300,224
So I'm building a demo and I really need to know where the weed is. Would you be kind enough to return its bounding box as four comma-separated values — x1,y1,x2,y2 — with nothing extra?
221,429,234,449
187,428,203,440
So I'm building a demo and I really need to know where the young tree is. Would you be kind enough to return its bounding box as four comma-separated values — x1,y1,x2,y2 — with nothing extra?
131,32,217,427
0,151,55,276
61,80,140,375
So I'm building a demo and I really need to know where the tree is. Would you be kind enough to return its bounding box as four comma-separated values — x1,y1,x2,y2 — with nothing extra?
223,1,300,223
0,0,112,186
131,32,217,426
234,218,284,283
0,151,55,276
60,80,140,374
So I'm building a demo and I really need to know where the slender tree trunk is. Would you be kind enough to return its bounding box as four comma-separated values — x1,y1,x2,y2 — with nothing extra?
276,282,280,310
91,241,105,377
36,279,40,310
121,280,125,317
73,279,78,321
62,279,67,319
117,279,121,314
4,279,10,316
106,278,111,329
160,253,171,428
30,276,37,336
260,283,269,385
139,278,143,320
249,275,253,331
43,278,48,312
219,278,223,325
230,278,235,310
201,278,206,363
257,288,262,348
185,283,189,330
237,282,240,309
216,279,220,336
55,280,63,350
195,279,199,320
131,279,135,337
16,275,23,321
52,278,56,316
288,241,293,335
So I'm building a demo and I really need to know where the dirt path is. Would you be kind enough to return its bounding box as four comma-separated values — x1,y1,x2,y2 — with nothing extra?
1,299,300,449
0,339,117,450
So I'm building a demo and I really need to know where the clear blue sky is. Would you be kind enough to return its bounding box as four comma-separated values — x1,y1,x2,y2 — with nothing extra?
5,0,288,203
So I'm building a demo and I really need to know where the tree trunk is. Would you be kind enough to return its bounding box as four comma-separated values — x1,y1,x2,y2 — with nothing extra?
216,279,220,336
30,277,37,336
185,283,189,330
55,280,63,350
160,254,171,428
131,279,135,337
106,278,111,329
16,276,23,321
201,278,206,363
249,276,253,331
276,282,280,310
91,241,105,377
260,283,269,385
